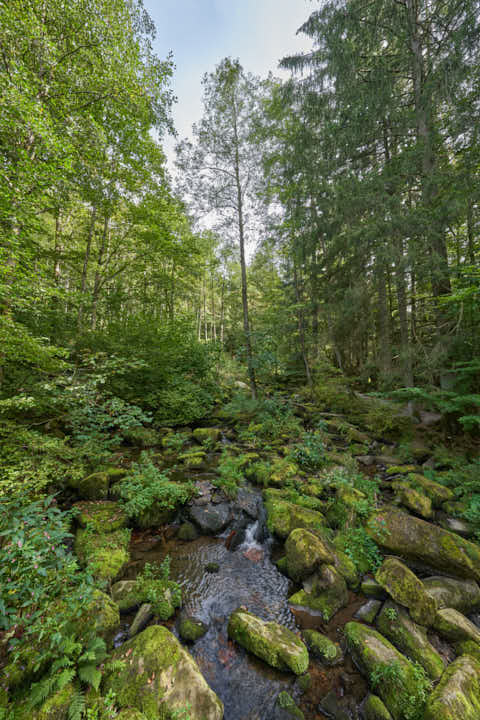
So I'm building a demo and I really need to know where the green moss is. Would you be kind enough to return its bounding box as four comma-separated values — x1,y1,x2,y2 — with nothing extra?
37,683,75,720
423,655,480,720
68,470,110,500
269,458,298,488
408,474,453,507
193,427,221,444
284,528,334,582
75,526,130,582
73,500,127,532
456,640,480,663
397,487,433,519
179,617,208,643
288,567,348,623
375,557,437,627
302,630,342,665
276,691,305,719
386,466,418,476
433,607,480,644
264,490,325,539
177,521,198,541
363,694,393,720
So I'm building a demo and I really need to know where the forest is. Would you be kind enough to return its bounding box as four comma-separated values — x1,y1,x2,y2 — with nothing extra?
1,1,480,719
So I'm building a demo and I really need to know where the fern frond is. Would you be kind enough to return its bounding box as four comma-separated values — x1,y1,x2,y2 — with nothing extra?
51,655,73,674
78,663,102,690
29,674,58,708
57,668,76,690
68,690,86,720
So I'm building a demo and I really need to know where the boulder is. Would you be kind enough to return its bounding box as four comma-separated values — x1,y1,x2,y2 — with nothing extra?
368,509,480,582
354,599,382,625
73,501,127,533
189,503,230,534
362,694,393,720
439,516,474,538
129,604,153,638
264,491,325,539
193,427,221,444
67,470,110,500
397,487,433,519
177,521,198,541
75,527,130,582
361,578,388,600
102,625,223,720
111,577,180,620
424,576,480,614
179,615,208,643
375,557,437,626
284,529,334,582
376,601,445,680
273,691,305,720
423,655,480,720
408,474,454,507
227,609,309,675
79,589,120,646
433,607,480,645
289,565,348,622
302,630,343,665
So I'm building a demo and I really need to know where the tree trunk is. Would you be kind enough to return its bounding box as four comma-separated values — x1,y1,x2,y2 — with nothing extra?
77,206,96,331
91,214,109,330
293,261,312,385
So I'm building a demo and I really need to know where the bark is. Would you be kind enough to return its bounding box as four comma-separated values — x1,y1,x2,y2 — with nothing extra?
77,206,96,331
91,214,109,330
293,261,312,386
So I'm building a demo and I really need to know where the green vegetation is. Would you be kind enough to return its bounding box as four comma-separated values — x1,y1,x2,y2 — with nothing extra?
371,661,432,720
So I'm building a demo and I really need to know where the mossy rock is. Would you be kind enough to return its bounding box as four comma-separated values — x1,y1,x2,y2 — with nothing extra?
116,711,148,720
376,601,445,680
361,577,388,600
433,607,480,645
424,576,480,614
375,557,437,626
73,500,127,533
456,640,480,663
193,427,221,444
67,470,110,500
284,528,334,582
442,500,468,517
123,427,159,447
177,521,198,541
276,556,289,575
135,504,176,529
227,609,309,675
102,625,223,720
355,599,382,624
13,684,75,720
274,691,305,719
397,486,433,520
345,622,425,720
179,616,208,643
302,630,343,665
269,457,299,488
423,655,480,720
368,509,480,583
179,450,207,469
330,544,361,590
363,694,393,720
77,589,120,645
289,565,348,622
386,465,418,476
75,526,130,582
111,577,180,619
264,490,325,540
408,473,454,507
337,485,366,510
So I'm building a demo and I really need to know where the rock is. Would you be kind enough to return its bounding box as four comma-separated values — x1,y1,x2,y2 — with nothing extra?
331,545,361,590
67,470,110,500
189,503,230,534
111,580,136,607
289,565,348,622
433,607,480,644
269,458,299,488
354,599,382,625
423,655,480,720
408,474,454,507
375,557,437,626
376,601,445,680
179,451,207,469
235,488,260,519
73,501,127,532
227,609,309,675
440,516,474,538
264,491,325,539
178,521,198,541
80,589,120,646
361,578,388,600
424,576,480,613
386,465,418,476
102,625,223,720
368,509,480,582
193,428,221,444
135,504,176,529
111,577,180,619
273,691,305,720
179,615,208,643
318,690,357,720
456,640,480,662
398,486,433,519
129,603,153,638
205,562,220,573
284,528,334,582
345,622,424,720
302,630,343,665
30,683,75,720
442,501,468,516
362,694,393,720
75,527,130,582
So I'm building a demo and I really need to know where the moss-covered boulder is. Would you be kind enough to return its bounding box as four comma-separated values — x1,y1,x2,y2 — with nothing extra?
129,604,154,638
264,491,325,539
193,427,221,444
376,601,445,680
67,470,110,500
23,683,75,720
423,655,480,720
456,640,480,662
386,465,418,476
111,577,180,619
302,630,342,665
273,691,305,720
179,616,208,643
73,501,127,533
135,503,177,529
375,557,437,626
408,474,454,507
368,509,480,582
345,622,426,720
179,450,207,469
363,694,393,720
397,486,433,519
227,609,309,675
433,607,480,645
269,458,299,488
289,565,348,622
284,528,334,582
177,521,198,541
331,545,361,590
79,589,120,645
102,625,223,720
75,527,130,582
424,576,480,613
123,427,159,447
361,577,388,599
355,599,382,624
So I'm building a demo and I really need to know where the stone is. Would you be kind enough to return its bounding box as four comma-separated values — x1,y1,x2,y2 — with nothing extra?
375,557,437,626
129,603,153,638
456,640,480,662
273,691,305,720
302,630,343,665
408,473,454,507
75,527,130,582
289,565,348,622
424,576,480,613
189,503,230,534
73,501,127,533
433,607,480,645
284,528,334,582
102,625,223,720
269,458,299,487
136,504,176,529
179,451,207,469
354,599,382,625
80,589,120,646
362,694,393,720
398,486,433,519
227,609,309,675
386,465,418,476
179,615,208,643
264,491,325,539
376,601,445,680
193,427,221,444
423,655,480,720
177,521,198,541
368,509,480,583
318,690,357,720
111,577,180,619
67,470,110,500
361,578,387,600
345,622,425,720
440,516,474,538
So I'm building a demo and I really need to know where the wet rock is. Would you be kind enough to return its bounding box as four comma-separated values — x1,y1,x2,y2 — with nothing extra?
189,502,231,534
424,576,480,613
397,486,433,519
375,557,437,626
102,625,223,720
273,691,305,720
227,609,309,675
361,578,388,600
345,622,423,720
111,577,180,619
302,630,343,665
439,516,474,538
178,521,198,541
296,673,311,693
433,607,480,644
362,694,393,720
284,528,334,582
376,601,445,680
235,488,261,519
289,565,348,622
129,603,153,638
318,690,358,720
264,490,325,539
354,599,382,625
67,470,110,500
368,508,480,582
423,655,480,720
179,615,208,643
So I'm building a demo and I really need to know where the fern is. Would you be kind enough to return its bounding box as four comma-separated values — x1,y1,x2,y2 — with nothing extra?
78,664,102,690
57,668,76,690
68,690,86,720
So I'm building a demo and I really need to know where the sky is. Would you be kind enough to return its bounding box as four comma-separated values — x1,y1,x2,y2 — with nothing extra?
143,0,314,167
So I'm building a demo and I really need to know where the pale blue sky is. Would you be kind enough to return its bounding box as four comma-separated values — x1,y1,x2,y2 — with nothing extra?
143,0,313,164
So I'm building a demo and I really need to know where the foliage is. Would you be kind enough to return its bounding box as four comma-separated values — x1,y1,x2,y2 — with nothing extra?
135,559,182,618
116,453,193,521
289,431,327,471
214,450,245,497
390,384,480,433
342,527,383,573
162,431,191,453
370,660,431,720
